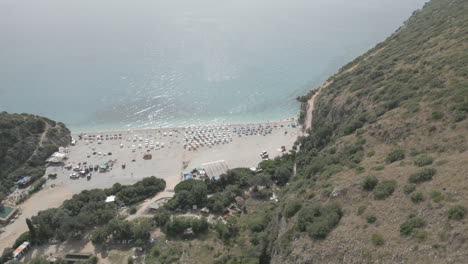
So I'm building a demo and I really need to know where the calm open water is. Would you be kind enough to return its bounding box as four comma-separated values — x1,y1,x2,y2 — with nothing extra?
0,0,427,132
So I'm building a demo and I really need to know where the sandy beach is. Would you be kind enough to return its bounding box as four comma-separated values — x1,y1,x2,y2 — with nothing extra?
0,119,300,251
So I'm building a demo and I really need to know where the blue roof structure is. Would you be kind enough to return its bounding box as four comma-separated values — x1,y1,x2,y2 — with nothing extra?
15,176,31,185
184,173,193,180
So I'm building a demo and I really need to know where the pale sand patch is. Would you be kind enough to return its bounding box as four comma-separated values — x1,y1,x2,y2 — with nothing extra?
0,185,73,250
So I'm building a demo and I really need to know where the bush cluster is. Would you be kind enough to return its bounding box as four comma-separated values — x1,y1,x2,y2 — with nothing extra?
430,189,444,202
91,218,152,246
214,216,239,242
361,175,379,191
27,177,165,243
373,180,396,200
413,154,434,167
408,168,436,183
403,184,416,194
297,202,343,239
366,215,377,224
411,192,425,203
165,216,209,237
371,233,385,246
386,149,405,163
400,216,426,236
284,200,302,218
447,205,466,220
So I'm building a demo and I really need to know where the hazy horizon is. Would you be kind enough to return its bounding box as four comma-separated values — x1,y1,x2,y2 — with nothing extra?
0,0,427,131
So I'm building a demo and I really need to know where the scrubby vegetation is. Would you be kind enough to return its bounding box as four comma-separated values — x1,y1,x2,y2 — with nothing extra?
410,192,425,203
361,175,379,191
373,180,396,200
386,149,405,163
413,154,434,167
408,168,436,183
400,216,426,236
296,203,343,239
447,205,466,221
27,177,165,244
371,233,385,246
403,184,416,195
0,112,71,202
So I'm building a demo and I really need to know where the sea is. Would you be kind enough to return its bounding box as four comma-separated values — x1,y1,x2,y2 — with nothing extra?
0,0,427,132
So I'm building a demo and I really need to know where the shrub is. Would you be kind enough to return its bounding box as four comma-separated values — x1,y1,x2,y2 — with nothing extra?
361,175,379,191
13,231,30,249
386,149,405,163
413,154,434,167
431,111,444,120
248,217,268,233
371,165,385,171
373,180,396,200
153,209,171,227
367,150,375,157
403,184,416,194
430,189,444,202
355,167,365,173
454,111,466,122
357,205,367,216
284,200,302,218
366,215,377,224
0,248,13,263
414,229,428,242
214,217,239,242
150,241,182,263
297,202,343,239
371,233,385,246
409,168,436,183
411,192,425,203
252,188,272,200
129,206,137,215
447,205,466,220
165,217,208,237
400,217,426,236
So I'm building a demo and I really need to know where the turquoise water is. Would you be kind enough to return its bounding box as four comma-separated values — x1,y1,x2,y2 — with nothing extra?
0,0,427,132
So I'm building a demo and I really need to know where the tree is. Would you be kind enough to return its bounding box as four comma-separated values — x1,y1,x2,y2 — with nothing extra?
361,175,379,191
190,183,208,207
0,248,13,262
153,209,171,227
91,227,108,245
0,192,5,212
26,218,36,242
273,167,291,186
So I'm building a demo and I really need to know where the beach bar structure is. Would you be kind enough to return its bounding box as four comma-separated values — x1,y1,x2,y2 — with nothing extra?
46,152,67,164
202,160,229,179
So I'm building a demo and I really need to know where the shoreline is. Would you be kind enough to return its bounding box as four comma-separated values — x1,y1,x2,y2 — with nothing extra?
71,117,299,135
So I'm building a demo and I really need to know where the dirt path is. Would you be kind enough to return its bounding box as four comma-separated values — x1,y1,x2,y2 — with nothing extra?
303,46,386,133
26,123,51,164
304,80,332,132
126,191,174,220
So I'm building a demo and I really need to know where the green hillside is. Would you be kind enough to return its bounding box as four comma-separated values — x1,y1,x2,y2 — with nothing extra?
266,0,468,262
0,112,71,198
